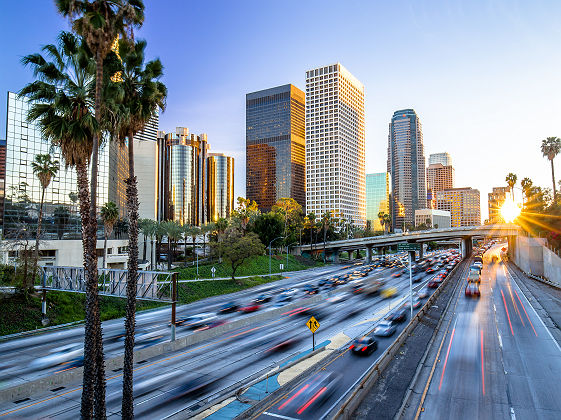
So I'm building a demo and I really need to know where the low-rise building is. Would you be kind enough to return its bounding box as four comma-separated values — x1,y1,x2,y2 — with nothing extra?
414,209,451,229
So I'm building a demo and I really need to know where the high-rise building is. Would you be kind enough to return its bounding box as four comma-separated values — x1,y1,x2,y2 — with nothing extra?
2,92,115,238
426,163,454,193
0,138,6,233
429,152,452,166
207,153,234,221
306,63,366,226
488,186,510,223
436,187,481,227
365,172,390,230
246,84,305,212
133,114,159,220
387,109,426,230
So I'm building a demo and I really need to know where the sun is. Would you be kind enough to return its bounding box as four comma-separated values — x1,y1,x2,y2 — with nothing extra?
501,199,521,223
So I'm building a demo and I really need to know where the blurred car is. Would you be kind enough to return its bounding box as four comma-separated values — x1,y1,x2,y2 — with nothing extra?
136,329,165,347
381,286,398,299
254,294,273,304
277,371,340,415
427,280,440,288
426,267,436,274
465,282,481,297
467,268,481,283
385,307,407,323
349,336,378,356
303,285,320,295
403,295,423,309
176,313,217,328
239,302,261,312
412,273,424,283
418,287,430,298
218,302,239,314
29,343,83,369
373,320,397,337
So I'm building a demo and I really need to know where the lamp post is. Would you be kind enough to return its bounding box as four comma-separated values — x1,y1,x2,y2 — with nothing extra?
269,236,284,278
286,242,298,272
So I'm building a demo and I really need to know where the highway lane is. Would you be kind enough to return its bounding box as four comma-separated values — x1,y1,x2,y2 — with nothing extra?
254,259,463,420
0,255,423,418
414,245,561,419
0,263,370,387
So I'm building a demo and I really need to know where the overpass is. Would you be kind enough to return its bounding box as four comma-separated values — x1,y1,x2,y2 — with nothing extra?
294,224,521,263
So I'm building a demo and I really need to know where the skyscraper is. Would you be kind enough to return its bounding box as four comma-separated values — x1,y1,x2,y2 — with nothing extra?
306,63,366,226
365,172,390,230
133,114,159,220
207,153,234,221
0,138,5,233
426,163,454,193
429,152,452,166
436,187,481,227
488,186,510,223
246,84,305,212
387,109,426,230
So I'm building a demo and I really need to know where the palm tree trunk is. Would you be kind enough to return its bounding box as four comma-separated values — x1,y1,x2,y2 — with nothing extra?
143,234,147,262
32,186,46,290
551,159,557,201
323,226,327,263
103,230,108,269
122,130,139,419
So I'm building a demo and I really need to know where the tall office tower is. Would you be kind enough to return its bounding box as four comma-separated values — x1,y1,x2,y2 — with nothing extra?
387,109,427,230
488,186,511,223
426,163,454,193
246,84,305,212
207,153,234,221
0,139,5,233
156,130,168,221
2,91,113,238
429,152,452,166
108,140,129,217
365,172,390,230
306,63,366,226
165,127,209,226
436,187,481,227
133,114,159,220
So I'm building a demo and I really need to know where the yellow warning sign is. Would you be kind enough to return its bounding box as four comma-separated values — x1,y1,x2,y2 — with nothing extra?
306,316,320,333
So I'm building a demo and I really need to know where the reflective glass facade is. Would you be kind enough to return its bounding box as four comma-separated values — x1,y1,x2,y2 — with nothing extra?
387,109,426,230
207,153,234,221
246,84,305,212
2,92,114,239
0,139,5,232
365,173,390,230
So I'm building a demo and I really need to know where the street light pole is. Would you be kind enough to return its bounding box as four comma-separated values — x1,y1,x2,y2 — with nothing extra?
269,236,284,278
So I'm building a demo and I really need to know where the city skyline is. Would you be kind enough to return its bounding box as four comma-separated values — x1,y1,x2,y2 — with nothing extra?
1,1,560,220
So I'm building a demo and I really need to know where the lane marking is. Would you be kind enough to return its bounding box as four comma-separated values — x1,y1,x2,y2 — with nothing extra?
480,329,485,396
501,289,514,336
262,413,300,420
514,290,537,336
438,327,456,391
507,283,525,327
498,333,502,348
510,407,516,420
278,384,309,411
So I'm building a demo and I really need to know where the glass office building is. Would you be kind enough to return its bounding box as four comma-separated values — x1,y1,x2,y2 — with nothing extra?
2,92,114,239
436,187,481,227
366,173,390,230
387,109,427,230
207,153,234,221
246,84,305,212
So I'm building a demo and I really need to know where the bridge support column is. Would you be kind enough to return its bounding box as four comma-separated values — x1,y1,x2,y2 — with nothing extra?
461,237,473,260
418,244,424,260
366,246,373,263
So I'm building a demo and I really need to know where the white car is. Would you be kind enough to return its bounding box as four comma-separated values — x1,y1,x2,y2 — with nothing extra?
177,313,217,328
30,343,83,369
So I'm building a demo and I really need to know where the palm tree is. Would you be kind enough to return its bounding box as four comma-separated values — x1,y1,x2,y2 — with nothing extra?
55,3,144,415
520,177,533,209
162,221,182,270
377,211,385,233
30,154,59,288
201,223,215,257
186,225,201,267
100,202,119,268
505,173,517,200
321,211,334,262
138,218,156,263
383,213,392,234
541,137,561,201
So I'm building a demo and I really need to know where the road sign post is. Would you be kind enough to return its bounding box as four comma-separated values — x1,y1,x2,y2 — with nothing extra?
397,243,420,320
280,263,284,271
211,266,216,279
306,316,320,351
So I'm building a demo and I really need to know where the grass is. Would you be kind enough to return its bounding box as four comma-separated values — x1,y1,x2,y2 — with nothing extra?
175,254,323,280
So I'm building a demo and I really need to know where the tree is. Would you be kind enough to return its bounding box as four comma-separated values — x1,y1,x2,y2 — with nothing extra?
303,213,316,251
54,206,71,240
185,225,201,267
320,211,338,262
212,230,265,283
31,154,59,288
505,173,517,200
138,218,156,263
100,202,119,268
56,2,145,415
161,221,182,270
200,223,214,257
521,177,533,209
541,137,561,201
251,212,284,249
230,197,260,234
272,197,303,246
377,211,385,233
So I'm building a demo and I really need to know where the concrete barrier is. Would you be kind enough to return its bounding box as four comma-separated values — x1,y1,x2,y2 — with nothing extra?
0,295,323,403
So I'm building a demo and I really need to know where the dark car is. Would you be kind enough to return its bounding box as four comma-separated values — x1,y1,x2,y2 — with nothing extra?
253,294,272,304
277,372,341,416
218,302,238,314
350,336,378,356
465,282,481,297
373,320,397,337
385,307,407,323
304,285,319,295
318,278,329,287
403,296,423,309
427,280,440,288
426,267,436,274
412,273,424,283
418,287,430,298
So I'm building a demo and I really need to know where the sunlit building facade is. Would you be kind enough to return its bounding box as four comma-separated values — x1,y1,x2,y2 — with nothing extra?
246,84,305,212
428,152,452,166
133,114,159,220
306,63,366,226
2,92,115,239
426,163,454,194
414,208,451,229
436,187,481,227
387,109,427,230
365,173,390,230
488,186,510,223
207,153,234,221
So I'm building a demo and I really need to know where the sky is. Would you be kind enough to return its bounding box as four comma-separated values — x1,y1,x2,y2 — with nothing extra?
1,0,560,221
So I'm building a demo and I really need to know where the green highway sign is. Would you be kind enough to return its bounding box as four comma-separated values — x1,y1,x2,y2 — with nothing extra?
397,243,421,251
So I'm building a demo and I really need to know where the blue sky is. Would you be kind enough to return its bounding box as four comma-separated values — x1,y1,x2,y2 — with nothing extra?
1,0,560,219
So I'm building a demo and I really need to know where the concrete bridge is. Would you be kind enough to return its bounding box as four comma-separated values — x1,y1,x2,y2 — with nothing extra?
294,224,521,263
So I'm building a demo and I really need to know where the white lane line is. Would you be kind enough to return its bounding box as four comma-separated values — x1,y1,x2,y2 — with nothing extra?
506,266,561,354
493,304,496,312
498,333,502,348
510,406,516,420
263,412,300,420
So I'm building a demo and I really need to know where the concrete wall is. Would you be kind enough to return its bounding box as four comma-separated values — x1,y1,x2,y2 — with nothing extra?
512,236,546,276
543,245,561,286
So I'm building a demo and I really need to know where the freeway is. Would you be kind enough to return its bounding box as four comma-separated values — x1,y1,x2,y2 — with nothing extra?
0,253,430,418
405,245,561,419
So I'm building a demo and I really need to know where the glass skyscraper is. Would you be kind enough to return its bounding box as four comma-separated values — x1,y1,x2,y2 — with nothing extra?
207,153,234,221
387,109,427,230
2,92,114,239
246,84,305,212
365,173,390,230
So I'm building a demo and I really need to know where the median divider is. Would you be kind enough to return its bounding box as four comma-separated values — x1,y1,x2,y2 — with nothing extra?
331,260,465,419
0,295,324,403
